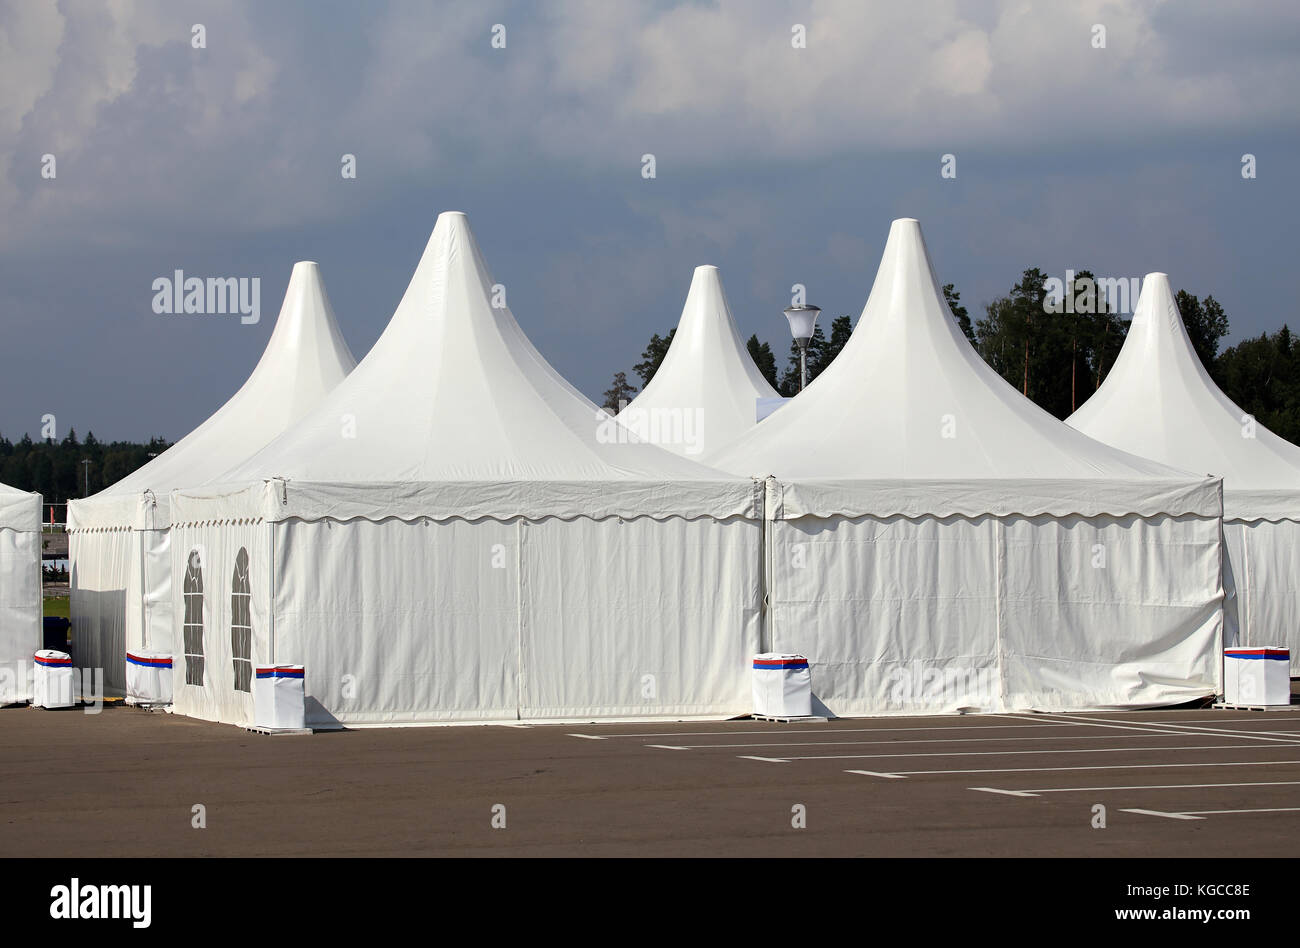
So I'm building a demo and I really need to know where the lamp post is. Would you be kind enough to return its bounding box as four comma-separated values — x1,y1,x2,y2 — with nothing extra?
783,303,821,392
81,459,91,497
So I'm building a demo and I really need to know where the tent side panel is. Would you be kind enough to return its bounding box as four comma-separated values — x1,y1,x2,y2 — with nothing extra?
0,526,42,700
169,520,265,725
1231,518,1300,674
767,515,1002,715
273,518,521,725
519,515,762,718
139,528,174,655
999,513,1222,709
68,528,133,696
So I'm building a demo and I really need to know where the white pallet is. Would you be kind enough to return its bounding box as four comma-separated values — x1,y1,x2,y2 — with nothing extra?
750,713,831,723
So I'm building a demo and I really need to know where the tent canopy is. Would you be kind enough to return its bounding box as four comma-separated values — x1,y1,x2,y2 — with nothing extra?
1068,273,1300,521
0,481,40,533
706,218,1221,520
618,265,778,458
179,212,758,525
66,262,357,530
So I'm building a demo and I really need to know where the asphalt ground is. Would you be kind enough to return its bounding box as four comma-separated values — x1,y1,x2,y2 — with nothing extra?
3,702,1300,858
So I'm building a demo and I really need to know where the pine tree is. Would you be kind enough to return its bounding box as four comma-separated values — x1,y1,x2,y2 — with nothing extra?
601,371,638,413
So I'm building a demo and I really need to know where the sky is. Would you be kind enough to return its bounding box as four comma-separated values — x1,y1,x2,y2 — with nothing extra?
1,0,1297,442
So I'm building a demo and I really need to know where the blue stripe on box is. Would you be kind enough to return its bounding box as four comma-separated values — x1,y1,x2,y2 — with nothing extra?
1224,651,1288,661
256,669,304,679
754,661,809,670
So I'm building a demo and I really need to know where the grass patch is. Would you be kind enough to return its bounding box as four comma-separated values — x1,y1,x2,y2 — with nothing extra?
43,594,69,619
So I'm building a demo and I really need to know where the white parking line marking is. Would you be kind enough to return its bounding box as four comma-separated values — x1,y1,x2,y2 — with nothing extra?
645,744,690,750
567,734,607,740
1183,807,1300,816
974,780,1300,796
737,756,789,763
846,770,907,779
868,759,1300,776
652,733,1241,750
777,744,1279,761
969,787,1039,797
1120,808,1204,821
1032,712,1300,745
573,722,1080,739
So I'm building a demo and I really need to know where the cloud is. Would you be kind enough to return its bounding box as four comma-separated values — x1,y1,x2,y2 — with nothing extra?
2,0,1296,256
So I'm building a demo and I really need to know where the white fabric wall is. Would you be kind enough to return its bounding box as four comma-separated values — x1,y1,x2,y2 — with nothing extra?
1223,519,1300,673
999,514,1222,709
275,517,520,726
138,528,174,654
518,515,761,718
766,512,1222,715
0,526,42,701
169,520,269,725
169,514,761,727
68,528,133,695
68,526,174,695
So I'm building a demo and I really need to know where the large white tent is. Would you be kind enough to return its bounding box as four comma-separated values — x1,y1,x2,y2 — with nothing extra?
168,211,762,727
66,263,356,693
1069,273,1300,672
0,480,42,701
706,219,1226,715
618,265,779,458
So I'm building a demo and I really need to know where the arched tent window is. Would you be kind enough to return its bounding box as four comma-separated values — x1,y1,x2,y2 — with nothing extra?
183,549,205,686
231,548,252,692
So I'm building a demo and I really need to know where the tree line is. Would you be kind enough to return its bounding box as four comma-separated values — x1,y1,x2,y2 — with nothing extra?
0,431,171,508
604,272,1300,447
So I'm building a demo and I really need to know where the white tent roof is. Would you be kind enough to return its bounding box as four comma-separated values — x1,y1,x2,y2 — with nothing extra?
177,212,757,524
618,265,778,458
0,480,40,533
1068,273,1300,521
67,261,357,530
705,218,1221,520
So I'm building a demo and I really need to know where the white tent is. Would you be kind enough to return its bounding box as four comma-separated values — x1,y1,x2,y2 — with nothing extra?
1068,273,1300,671
168,211,762,727
0,480,42,701
706,219,1225,715
66,262,356,693
618,265,779,457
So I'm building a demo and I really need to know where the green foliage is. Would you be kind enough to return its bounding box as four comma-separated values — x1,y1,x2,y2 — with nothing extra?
746,335,778,389
944,283,974,342
777,315,853,396
0,433,170,503
1175,291,1231,381
601,371,639,413
633,328,676,387
974,268,1128,419
1216,324,1300,444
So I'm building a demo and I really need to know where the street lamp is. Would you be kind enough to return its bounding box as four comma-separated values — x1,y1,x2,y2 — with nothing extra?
81,459,91,497
784,303,821,392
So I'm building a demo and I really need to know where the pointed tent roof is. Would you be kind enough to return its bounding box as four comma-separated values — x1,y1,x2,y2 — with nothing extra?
1068,273,1300,520
619,265,778,458
706,219,1219,520
185,212,757,524
67,262,357,529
